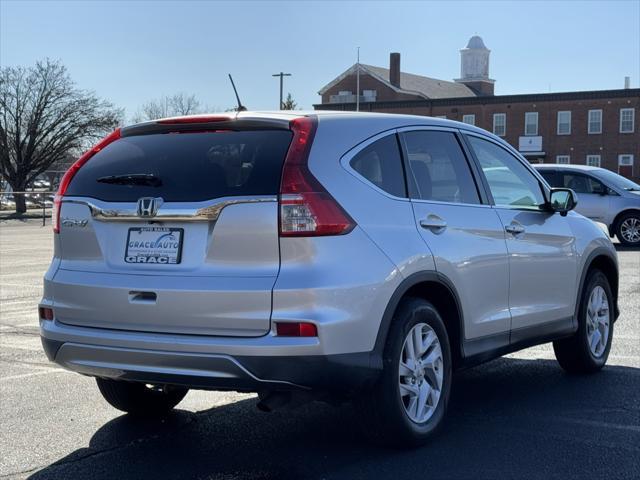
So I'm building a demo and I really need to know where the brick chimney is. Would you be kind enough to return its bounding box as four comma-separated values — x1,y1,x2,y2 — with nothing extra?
390,52,401,88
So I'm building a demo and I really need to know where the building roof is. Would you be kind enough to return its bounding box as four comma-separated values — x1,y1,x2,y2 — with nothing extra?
315,87,640,109
465,35,488,50
318,63,477,100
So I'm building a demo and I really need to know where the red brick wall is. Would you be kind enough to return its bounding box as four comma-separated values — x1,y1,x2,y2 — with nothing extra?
431,97,639,180
320,93,640,181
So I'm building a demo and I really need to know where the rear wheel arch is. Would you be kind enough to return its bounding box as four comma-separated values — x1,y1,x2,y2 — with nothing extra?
373,272,464,370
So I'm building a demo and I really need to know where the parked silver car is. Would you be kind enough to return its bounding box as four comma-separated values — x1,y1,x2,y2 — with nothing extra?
535,164,640,245
39,112,619,446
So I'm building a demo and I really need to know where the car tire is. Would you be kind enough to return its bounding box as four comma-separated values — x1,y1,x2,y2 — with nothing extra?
96,378,188,416
357,297,452,448
615,212,640,246
553,270,614,374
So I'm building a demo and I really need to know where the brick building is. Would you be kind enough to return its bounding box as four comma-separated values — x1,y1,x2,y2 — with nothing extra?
315,36,640,181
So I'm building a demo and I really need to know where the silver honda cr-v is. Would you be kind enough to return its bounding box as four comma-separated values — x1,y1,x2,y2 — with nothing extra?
39,112,619,446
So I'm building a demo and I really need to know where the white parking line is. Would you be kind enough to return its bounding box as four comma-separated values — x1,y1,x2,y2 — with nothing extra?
558,418,640,433
1,369,71,382
0,344,42,352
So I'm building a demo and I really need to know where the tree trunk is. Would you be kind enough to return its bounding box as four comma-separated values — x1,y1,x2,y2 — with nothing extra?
14,192,27,214
6,179,28,214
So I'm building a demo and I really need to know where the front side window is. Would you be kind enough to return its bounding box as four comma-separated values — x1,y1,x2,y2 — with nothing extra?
350,134,406,197
586,155,601,167
402,131,480,204
467,136,545,209
493,113,506,136
557,111,571,135
524,112,538,136
556,155,570,164
620,108,635,133
561,173,606,195
462,114,476,126
588,110,603,134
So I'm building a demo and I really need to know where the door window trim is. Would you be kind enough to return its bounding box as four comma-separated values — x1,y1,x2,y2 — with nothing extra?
396,125,490,207
460,131,551,211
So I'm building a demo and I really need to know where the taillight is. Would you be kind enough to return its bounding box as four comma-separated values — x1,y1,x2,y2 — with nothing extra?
157,115,230,124
53,128,121,233
38,306,54,321
279,117,355,237
275,322,318,337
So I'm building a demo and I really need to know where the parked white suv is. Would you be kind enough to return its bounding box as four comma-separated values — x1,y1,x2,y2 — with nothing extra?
39,112,619,446
535,164,640,245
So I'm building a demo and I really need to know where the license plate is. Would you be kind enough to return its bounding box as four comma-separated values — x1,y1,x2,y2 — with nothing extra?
125,227,184,264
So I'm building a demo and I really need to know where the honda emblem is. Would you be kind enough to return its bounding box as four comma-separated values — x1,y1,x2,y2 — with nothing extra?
137,197,162,218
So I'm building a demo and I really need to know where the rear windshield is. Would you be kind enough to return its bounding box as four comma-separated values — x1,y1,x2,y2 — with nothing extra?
66,130,293,202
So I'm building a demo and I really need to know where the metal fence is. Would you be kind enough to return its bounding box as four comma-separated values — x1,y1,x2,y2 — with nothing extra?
0,191,56,226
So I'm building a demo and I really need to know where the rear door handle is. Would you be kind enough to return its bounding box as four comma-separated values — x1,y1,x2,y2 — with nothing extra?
128,291,157,304
505,224,525,235
420,215,447,232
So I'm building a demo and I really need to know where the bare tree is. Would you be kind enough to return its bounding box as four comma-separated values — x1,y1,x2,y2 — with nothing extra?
281,92,298,110
132,93,202,123
0,59,122,213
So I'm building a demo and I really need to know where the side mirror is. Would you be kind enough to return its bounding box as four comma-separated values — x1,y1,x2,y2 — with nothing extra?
549,188,578,216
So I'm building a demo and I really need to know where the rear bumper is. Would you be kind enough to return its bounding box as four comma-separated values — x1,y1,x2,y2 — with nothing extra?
40,320,379,393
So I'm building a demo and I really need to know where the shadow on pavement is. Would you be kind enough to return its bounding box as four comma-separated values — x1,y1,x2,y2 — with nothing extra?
614,243,640,252
30,358,640,480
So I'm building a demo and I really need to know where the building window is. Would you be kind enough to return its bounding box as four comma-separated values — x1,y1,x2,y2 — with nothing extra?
524,112,538,136
586,155,601,167
493,113,506,136
588,110,602,134
618,153,633,175
620,108,635,133
556,155,570,164
435,115,447,119
362,90,377,101
462,114,475,126
557,111,571,135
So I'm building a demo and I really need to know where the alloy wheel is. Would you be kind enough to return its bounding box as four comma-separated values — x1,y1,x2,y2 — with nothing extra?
620,217,640,243
586,285,610,358
398,323,444,423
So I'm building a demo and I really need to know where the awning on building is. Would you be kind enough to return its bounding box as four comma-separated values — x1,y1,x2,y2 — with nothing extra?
519,151,546,157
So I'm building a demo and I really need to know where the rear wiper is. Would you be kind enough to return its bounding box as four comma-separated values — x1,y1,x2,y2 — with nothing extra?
97,174,162,187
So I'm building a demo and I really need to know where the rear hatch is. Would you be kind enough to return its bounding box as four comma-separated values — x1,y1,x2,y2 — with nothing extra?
53,117,292,336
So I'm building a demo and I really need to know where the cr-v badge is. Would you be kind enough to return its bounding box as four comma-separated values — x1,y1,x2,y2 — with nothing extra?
61,218,88,228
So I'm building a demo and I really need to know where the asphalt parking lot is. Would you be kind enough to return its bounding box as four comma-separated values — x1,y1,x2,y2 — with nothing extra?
0,220,638,479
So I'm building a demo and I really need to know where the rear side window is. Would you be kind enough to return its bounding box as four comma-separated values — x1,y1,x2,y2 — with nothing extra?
402,131,480,204
350,134,406,197
66,130,293,202
538,170,561,187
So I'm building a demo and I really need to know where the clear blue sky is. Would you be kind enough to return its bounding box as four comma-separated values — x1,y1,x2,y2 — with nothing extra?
1,0,638,120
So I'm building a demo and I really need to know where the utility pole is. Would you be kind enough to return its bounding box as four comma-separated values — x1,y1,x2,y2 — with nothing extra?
272,72,292,110
356,47,360,112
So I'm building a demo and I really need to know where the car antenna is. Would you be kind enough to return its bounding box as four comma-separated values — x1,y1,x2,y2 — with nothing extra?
228,74,247,112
